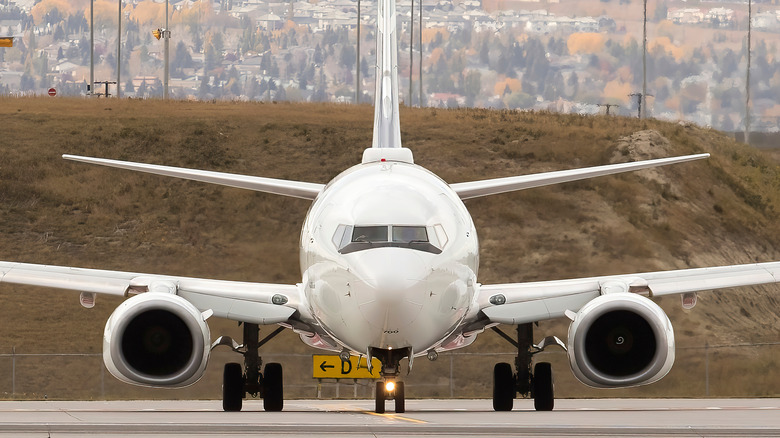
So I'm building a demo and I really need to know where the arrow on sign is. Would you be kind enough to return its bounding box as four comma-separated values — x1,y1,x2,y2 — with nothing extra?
319,361,335,372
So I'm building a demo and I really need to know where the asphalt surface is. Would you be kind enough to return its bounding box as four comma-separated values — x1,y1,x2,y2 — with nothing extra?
0,398,778,437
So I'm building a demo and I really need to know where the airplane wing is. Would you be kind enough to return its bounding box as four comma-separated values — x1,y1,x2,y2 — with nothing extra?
451,154,709,200
0,261,300,325
477,261,780,325
63,155,325,201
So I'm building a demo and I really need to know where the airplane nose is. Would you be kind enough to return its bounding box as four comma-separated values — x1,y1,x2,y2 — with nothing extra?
352,249,428,301
350,249,429,331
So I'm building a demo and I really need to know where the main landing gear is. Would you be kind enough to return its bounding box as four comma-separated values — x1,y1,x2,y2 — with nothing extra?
491,323,564,412
370,347,409,414
214,322,286,412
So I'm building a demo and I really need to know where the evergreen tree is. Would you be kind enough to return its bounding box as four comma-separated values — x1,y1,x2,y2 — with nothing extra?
313,44,323,65
199,75,211,99
339,45,356,69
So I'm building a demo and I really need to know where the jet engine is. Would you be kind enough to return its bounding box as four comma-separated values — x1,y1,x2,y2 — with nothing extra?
567,293,674,388
103,292,211,388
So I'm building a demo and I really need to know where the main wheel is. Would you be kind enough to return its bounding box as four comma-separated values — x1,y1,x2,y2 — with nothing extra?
533,362,554,411
394,381,405,413
263,363,284,412
223,362,244,412
375,381,386,413
493,362,515,411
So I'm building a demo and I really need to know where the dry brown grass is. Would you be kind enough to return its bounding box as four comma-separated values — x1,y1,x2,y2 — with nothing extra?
0,97,779,400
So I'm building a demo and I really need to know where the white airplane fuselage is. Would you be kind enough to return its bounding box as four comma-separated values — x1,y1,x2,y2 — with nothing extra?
299,153,479,356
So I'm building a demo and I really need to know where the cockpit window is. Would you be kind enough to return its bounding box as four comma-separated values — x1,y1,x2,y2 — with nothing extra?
392,226,427,243
335,225,442,255
352,226,388,243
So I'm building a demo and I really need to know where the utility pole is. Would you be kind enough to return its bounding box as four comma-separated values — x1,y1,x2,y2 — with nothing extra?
356,0,360,104
642,0,647,118
116,0,121,98
628,93,651,118
409,0,414,106
597,103,619,115
90,0,94,95
164,0,170,99
744,0,751,144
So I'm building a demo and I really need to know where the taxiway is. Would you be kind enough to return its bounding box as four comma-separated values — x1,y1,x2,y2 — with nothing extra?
0,398,777,437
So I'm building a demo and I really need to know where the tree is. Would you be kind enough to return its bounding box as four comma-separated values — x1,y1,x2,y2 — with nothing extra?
193,32,203,53
361,57,369,78
339,45,355,69
313,44,323,65
53,24,65,41
20,72,35,91
124,77,135,94
173,41,193,77
137,79,148,97
653,1,668,22
567,71,579,98
479,40,489,65
204,40,220,73
464,70,481,106
139,45,150,65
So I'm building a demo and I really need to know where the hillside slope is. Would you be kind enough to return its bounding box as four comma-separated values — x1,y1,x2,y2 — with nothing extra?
0,98,779,400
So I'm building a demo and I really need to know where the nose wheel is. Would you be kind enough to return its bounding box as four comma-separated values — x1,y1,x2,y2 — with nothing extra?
375,380,405,413
370,347,409,413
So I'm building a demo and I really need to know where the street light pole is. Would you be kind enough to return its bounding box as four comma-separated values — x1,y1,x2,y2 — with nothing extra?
745,0,751,144
418,0,422,106
409,0,414,106
164,0,170,99
90,0,94,95
641,0,646,118
356,0,360,104
117,0,121,98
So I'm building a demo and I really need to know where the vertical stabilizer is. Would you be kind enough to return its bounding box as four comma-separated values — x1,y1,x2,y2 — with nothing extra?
371,0,402,149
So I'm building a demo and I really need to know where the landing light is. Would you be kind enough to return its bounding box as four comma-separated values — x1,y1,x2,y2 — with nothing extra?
385,381,395,392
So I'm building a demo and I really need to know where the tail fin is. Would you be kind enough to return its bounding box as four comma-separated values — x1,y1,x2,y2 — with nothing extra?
371,0,402,149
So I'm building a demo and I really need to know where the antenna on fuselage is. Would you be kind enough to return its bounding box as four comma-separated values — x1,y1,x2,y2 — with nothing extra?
371,0,402,149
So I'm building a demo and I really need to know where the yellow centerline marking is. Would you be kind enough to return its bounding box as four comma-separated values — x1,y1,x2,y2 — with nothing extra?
365,411,427,424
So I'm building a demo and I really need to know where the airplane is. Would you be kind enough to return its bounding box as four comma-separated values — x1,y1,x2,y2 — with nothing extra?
2,0,780,415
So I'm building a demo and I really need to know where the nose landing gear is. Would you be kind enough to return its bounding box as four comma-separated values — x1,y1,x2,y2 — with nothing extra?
376,379,405,413
370,347,409,413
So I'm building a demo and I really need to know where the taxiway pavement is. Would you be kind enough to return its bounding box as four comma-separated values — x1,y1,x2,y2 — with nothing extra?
0,398,778,437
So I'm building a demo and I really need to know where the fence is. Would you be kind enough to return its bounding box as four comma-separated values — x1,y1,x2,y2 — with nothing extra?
0,342,778,400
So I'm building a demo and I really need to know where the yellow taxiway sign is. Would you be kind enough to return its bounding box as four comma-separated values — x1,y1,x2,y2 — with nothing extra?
313,355,381,379
0,37,13,48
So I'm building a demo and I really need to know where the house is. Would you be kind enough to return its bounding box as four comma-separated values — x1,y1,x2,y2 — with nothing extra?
752,11,780,31
668,8,704,25
705,8,735,28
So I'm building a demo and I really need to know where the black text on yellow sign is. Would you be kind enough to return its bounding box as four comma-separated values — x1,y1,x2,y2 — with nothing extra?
312,355,381,379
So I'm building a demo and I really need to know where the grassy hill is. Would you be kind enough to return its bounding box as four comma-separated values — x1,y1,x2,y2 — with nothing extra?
0,97,779,400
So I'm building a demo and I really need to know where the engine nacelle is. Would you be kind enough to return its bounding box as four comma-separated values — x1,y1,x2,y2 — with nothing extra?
567,293,674,388
103,293,211,388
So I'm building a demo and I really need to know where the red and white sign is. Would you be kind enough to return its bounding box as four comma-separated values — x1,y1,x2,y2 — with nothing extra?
48,88,57,97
